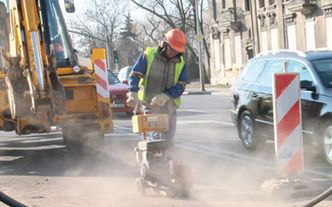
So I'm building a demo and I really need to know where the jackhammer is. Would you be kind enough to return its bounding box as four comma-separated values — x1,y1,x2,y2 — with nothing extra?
132,106,192,197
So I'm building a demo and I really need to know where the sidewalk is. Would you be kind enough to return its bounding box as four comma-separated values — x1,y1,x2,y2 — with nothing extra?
184,83,232,96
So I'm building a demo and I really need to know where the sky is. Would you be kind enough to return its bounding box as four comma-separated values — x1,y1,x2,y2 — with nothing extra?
0,0,7,10
58,0,146,51
60,0,145,22
0,0,144,21
0,0,145,49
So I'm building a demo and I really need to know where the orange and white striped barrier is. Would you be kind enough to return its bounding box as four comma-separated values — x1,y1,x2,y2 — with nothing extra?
94,59,109,98
273,73,303,176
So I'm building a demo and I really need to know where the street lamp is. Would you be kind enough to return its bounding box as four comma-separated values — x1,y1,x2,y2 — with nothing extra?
195,0,205,92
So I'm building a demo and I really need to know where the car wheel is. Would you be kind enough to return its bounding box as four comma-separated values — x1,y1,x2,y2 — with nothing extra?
238,111,258,151
322,124,332,164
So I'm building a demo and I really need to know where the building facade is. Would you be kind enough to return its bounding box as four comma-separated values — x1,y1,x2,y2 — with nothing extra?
209,0,332,85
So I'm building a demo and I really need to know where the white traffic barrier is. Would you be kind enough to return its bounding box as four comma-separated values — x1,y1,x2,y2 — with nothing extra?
272,73,303,177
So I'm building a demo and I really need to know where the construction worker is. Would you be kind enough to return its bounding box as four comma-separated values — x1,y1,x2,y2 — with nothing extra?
126,28,188,143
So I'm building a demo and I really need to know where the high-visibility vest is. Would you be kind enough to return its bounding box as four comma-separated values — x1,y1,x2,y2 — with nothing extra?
138,47,184,106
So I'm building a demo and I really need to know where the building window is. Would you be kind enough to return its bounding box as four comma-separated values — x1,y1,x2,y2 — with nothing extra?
327,17,332,49
287,24,297,50
259,0,265,8
245,0,250,11
224,38,232,69
269,0,275,5
222,0,226,9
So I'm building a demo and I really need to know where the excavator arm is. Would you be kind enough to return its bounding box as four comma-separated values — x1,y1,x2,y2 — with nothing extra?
0,0,113,153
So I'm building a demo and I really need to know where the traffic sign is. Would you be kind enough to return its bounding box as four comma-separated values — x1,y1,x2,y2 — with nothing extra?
196,34,204,41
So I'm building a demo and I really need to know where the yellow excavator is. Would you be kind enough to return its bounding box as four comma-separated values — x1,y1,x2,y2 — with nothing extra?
0,0,113,153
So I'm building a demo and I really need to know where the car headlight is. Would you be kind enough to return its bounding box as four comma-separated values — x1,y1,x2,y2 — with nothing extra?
73,66,81,73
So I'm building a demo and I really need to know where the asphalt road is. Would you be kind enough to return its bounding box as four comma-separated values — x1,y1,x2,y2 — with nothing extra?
0,90,332,206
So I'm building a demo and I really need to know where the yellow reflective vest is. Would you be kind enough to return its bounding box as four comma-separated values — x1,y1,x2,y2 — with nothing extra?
138,47,184,106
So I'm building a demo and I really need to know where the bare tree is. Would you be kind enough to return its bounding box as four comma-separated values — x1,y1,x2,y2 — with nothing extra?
69,0,127,69
142,18,163,45
130,0,211,81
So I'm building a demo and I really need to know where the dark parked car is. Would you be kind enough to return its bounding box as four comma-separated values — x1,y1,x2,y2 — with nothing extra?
231,50,332,164
108,70,133,116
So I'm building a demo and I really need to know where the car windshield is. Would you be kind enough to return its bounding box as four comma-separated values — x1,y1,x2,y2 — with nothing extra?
108,71,121,85
312,58,332,88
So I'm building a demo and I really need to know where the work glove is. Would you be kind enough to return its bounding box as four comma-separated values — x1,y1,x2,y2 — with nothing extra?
151,93,170,107
126,92,139,108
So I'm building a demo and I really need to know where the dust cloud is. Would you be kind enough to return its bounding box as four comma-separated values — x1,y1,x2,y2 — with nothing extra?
0,120,327,206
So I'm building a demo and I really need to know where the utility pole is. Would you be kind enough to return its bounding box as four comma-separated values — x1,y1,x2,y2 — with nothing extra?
252,0,260,55
106,34,111,70
195,0,205,92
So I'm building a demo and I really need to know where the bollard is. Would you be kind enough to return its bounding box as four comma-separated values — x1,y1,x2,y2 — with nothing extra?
261,72,306,197
273,73,303,176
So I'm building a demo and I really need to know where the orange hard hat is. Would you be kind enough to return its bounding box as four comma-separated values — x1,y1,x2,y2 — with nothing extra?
164,29,186,53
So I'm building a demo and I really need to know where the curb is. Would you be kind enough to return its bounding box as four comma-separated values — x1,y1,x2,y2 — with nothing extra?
184,88,232,96
184,90,212,95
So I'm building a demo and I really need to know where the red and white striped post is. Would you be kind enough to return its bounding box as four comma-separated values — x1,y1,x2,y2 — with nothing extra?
91,48,112,121
94,59,109,99
273,73,303,177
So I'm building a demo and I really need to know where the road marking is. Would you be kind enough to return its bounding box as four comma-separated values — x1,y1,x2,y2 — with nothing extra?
113,126,132,131
105,134,138,140
178,109,206,113
115,119,235,127
176,142,274,171
306,169,332,179
105,128,140,141
0,145,64,150
19,137,63,143
175,140,332,178
0,156,23,161
178,120,234,126
176,139,273,168
1,125,331,179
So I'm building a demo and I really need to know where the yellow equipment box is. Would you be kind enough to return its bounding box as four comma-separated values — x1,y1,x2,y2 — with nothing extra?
132,114,169,133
